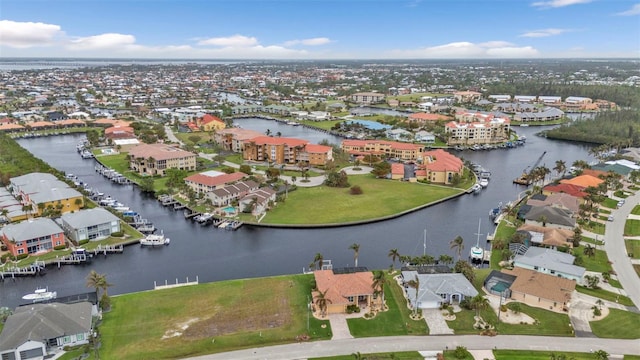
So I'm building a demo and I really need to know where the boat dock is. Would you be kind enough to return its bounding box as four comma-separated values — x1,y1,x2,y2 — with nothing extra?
0,261,46,280
154,276,199,290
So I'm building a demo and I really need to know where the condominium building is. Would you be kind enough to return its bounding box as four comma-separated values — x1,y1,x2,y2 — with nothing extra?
445,112,510,145
350,92,385,104
341,139,425,161
0,218,65,256
242,136,333,166
128,143,196,176
10,173,84,217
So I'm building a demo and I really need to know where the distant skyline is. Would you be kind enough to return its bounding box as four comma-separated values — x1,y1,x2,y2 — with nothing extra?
1,0,639,59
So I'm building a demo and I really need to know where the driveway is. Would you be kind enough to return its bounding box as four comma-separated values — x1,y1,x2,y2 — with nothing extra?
328,314,354,340
422,309,454,335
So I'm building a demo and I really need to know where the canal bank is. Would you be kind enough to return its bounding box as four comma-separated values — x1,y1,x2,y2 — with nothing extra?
0,125,595,309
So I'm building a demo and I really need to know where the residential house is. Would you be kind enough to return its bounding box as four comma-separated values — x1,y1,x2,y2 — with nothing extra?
401,271,478,309
1,187,28,222
207,180,259,206
522,205,576,230
515,224,576,249
417,149,464,184
537,96,562,105
514,95,536,103
559,174,604,189
59,208,121,243
542,183,588,202
184,171,247,194
0,302,93,359
386,128,413,142
193,114,226,132
238,187,277,216
350,92,385,104
564,96,592,111
313,269,375,314
10,173,84,216
514,107,565,122
502,267,576,312
390,163,404,180
488,95,511,102
112,138,141,152
341,140,424,161
0,218,65,256
513,246,585,282
453,90,482,103
414,130,436,144
306,111,330,121
526,192,580,214
128,143,196,176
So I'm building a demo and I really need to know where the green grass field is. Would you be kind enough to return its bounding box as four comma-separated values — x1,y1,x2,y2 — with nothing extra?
261,174,462,224
590,308,640,339
494,350,609,360
574,245,613,273
624,219,640,236
347,274,428,337
631,205,640,216
99,274,330,359
625,239,640,258
309,351,424,360
575,286,635,306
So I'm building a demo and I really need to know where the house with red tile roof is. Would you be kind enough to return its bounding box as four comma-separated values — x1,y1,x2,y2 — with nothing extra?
415,149,463,184
128,143,196,176
542,183,588,201
188,114,226,132
391,162,404,180
407,112,449,123
184,171,247,194
0,123,25,132
341,139,424,161
313,269,375,315
559,174,604,188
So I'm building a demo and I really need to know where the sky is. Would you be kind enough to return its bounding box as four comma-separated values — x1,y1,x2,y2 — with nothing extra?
1,0,639,59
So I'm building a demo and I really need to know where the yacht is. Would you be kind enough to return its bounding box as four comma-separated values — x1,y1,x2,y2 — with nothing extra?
479,178,489,188
140,231,170,246
470,219,484,261
22,288,57,303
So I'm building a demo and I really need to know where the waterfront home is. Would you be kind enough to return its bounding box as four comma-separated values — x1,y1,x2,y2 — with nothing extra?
0,218,65,256
59,208,121,243
386,128,413,142
313,269,375,314
207,180,259,206
238,188,277,216
10,173,84,216
401,271,478,309
416,149,464,185
341,139,424,161
542,183,589,202
214,128,264,153
0,123,25,132
502,267,575,312
445,112,510,145
190,114,226,132
559,174,604,189
513,246,585,283
516,224,575,249
414,130,436,144
128,143,197,176
0,302,93,359
184,171,248,194
522,205,576,230
514,107,564,122
526,193,580,214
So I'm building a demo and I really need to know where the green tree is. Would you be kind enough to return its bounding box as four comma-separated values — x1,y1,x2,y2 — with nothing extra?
139,176,155,193
372,270,386,309
349,243,361,267
313,252,324,270
388,248,400,270
406,275,420,317
449,235,464,261
454,260,475,283
470,294,490,316
314,288,332,317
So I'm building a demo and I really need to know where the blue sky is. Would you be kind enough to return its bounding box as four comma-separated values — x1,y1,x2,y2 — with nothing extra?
1,0,639,59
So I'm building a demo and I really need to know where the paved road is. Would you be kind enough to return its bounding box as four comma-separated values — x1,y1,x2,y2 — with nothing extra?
604,189,640,309
185,336,640,360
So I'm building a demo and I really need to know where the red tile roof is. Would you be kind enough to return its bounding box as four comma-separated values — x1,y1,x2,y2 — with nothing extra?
305,144,332,154
560,174,604,188
184,172,247,187
391,163,404,175
313,270,374,306
422,149,463,172
201,114,224,124
129,143,195,161
408,112,448,121
543,183,588,198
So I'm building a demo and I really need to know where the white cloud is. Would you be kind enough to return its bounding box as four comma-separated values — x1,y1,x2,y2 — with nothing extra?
283,37,331,47
388,41,540,59
68,33,136,50
531,0,592,8
520,28,571,37
0,20,63,48
615,3,640,15
197,34,258,47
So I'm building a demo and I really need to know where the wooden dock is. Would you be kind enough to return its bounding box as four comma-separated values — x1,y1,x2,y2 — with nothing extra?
0,261,46,280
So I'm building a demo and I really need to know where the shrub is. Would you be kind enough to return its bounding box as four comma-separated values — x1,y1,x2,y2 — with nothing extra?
54,244,67,250
79,239,90,245
346,304,360,314
350,185,363,195
16,254,28,261
110,231,124,237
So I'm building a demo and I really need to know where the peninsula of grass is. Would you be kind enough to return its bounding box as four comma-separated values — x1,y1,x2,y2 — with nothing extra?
347,274,428,336
99,274,331,359
624,219,640,236
310,351,424,360
494,350,607,360
258,174,463,225
625,239,640,258
590,308,640,339
575,286,634,306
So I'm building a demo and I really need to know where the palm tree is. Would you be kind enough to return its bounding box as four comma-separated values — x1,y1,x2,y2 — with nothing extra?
583,244,596,258
406,275,420,316
438,254,453,266
470,294,490,317
372,270,385,309
388,248,400,270
314,288,332,317
554,160,567,178
449,236,464,261
349,243,360,267
313,252,324,271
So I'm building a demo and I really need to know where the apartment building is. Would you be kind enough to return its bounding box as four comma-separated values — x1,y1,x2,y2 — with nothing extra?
214,128,264,152
341,139,425,161
242,136,332,166
446,112,510,145
128,143,196,176
10,173,84,216
350,92,385,104
0,218,65,256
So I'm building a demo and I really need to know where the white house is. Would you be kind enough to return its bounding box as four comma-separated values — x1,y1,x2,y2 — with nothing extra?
415,130,436,144
401,271,478,309
59,208,121,242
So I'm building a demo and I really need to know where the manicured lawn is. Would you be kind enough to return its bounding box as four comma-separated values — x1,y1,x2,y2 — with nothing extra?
347,274,428,336
601,198,619,209
625,239,640,258
261,174,462,224
581,236,604,246
309,351,424,360
99,274,331,359
443,349,474,360
625,219,640,236
574,245,612,273
174,132,215,146
590,308,640,339
575,286,635,306
494,350,605,360
95,153,130,174
634,264,640,277
299,119,344,131
448,302,573,337
631,205,640,216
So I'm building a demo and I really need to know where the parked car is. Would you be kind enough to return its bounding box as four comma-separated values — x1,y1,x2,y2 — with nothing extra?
608,215,615,221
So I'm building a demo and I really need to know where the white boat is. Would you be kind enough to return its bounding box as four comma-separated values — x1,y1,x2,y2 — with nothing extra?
479,178,489,188
140,232,170,246
286,120,300,126
218,221,230,229
22,288,57,303
471,183,482,194
470,219,484,261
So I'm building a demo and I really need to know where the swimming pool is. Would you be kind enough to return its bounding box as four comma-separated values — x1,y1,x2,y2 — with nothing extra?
491,281,510,293
222,206,236,213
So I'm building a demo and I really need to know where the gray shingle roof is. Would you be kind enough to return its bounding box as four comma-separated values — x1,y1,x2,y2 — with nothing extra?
402,271,478,308
60,208,120,229
11,173,82,203
1,218,63,242
0,302,92,351
514,247,585,278
523,205,575,227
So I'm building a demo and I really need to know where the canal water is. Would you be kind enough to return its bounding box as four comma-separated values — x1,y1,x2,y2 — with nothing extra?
0,124,594,309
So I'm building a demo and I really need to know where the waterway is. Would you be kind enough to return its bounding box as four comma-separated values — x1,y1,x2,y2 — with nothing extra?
0,125,594,309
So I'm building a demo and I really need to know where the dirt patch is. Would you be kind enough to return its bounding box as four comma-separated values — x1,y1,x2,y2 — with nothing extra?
162,318,200,339
182,281,293,339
